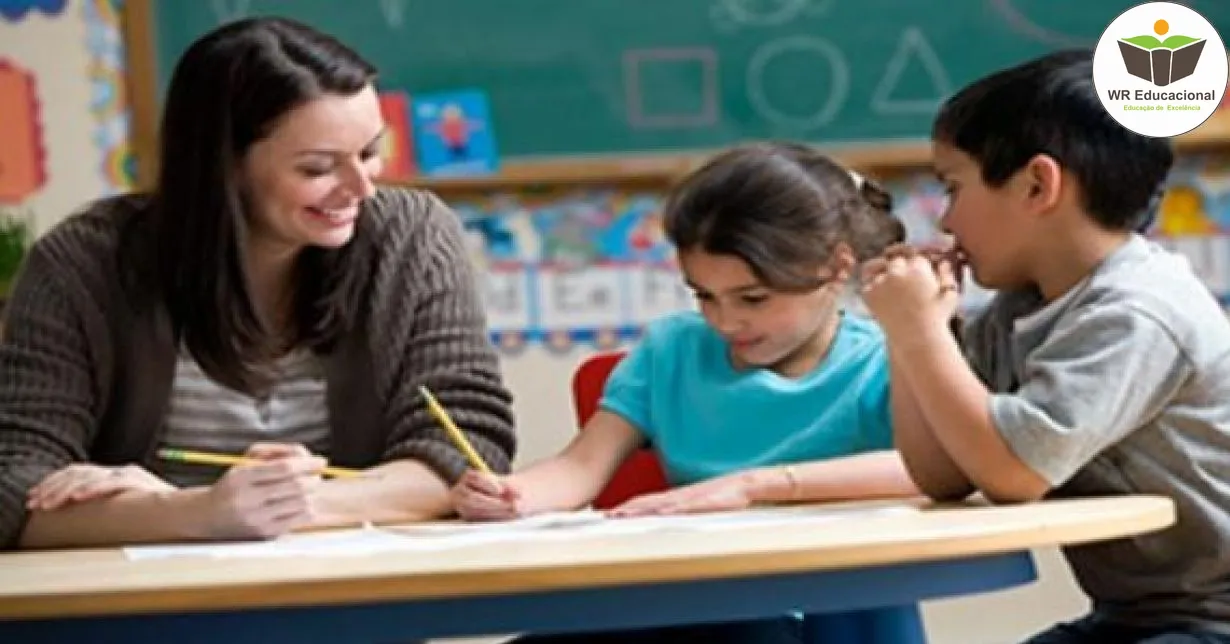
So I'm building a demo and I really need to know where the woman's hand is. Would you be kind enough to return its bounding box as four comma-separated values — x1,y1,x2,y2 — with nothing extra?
27,464,176,511
450,469,525,521
197,454,326,539
608,474,755,518
242,442,316,461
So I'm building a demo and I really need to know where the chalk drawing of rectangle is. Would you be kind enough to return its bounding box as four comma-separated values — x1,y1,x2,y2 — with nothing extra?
624,48,718,128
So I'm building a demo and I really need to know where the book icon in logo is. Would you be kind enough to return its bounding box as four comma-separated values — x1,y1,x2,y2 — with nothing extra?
1118,19,1206,86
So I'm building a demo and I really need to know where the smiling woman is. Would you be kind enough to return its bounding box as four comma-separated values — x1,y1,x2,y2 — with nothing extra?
0,17,517,550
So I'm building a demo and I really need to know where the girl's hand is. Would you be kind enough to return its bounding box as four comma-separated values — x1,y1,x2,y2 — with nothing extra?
608,474,754,518
27,464,176,511
450,469,524,521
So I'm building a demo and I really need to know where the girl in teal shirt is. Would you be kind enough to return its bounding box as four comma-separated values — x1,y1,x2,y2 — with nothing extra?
452,142,920,642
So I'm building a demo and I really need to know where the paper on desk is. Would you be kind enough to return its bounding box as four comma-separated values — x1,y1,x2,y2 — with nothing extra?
122,503,916,560
390,509,609,536
122,524,417,560
123,513,609,560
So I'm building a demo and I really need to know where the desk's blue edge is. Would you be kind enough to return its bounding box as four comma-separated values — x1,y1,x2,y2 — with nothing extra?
2,551,1037,643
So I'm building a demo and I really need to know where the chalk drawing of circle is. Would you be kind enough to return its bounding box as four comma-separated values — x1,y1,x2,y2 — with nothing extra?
989,0,1092,47
717,0,833,27
747,36,849,130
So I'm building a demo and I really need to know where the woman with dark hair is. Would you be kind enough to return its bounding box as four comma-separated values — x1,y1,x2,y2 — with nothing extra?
0,17,516,549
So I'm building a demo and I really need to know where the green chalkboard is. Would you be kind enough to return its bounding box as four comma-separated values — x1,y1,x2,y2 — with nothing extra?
146,0,1230,159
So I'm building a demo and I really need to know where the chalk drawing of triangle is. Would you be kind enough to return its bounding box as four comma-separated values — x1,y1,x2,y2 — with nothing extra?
871,27,952,114
379,0,407,28
210,0,251,23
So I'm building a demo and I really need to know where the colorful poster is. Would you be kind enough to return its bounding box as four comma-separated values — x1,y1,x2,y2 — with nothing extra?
1152,154,1230,306
85,0,135,194
412,89,499,177
458,190,680,352
0,0,66,22
0,60,47,203
376,91,416,181
1205,52,1230,138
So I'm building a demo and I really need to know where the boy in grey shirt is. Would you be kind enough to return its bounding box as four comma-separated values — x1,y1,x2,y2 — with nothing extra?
863,49,1230,643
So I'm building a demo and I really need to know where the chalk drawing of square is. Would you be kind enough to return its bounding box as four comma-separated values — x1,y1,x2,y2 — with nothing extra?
624,48,718,128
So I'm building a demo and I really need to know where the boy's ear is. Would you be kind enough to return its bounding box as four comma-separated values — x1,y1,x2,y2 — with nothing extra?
1021,153,1064,214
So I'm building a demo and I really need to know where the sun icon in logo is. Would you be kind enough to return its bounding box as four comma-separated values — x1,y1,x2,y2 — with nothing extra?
1155,19,1169,35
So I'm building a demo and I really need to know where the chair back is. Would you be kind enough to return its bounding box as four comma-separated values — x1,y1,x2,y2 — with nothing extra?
571,352,669,509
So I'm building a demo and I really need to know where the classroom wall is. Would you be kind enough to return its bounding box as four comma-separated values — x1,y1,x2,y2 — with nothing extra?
9,2,1230,642
0,0,133,232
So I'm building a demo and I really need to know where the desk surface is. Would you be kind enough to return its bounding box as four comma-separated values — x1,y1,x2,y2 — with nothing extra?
0,496,1174,621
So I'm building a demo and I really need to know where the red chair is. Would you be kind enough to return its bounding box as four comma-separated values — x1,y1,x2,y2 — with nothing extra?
571,351,669,509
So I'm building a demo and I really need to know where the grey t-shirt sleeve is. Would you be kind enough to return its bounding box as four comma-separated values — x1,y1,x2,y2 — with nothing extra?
989,303,1192,486
962,306,996,387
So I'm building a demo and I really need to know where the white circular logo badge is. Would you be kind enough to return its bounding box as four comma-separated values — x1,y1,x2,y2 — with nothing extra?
1093,2,1228,138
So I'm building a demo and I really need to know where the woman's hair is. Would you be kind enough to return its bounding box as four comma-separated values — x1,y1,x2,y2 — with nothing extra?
126,17,378,394
663,142,904,291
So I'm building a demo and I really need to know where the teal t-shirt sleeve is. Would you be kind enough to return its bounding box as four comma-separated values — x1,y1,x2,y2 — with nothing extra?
858,347,894,451
597,334,655,440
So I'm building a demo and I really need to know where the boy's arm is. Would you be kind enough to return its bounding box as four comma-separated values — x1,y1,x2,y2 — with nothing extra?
894,322,1049,502
894,305,1189,503
889,348,976,501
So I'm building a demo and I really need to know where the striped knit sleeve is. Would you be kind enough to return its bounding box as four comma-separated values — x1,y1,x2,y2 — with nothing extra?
0,244,103,548
367,189,517,482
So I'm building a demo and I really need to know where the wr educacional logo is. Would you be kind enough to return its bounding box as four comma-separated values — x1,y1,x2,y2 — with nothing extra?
1093,2,1227,138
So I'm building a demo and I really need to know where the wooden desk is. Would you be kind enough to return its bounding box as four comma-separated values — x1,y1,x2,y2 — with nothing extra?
0,496,1175,643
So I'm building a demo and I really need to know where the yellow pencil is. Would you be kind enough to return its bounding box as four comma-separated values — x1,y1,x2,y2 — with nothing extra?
156,448,362,478
418,385,492,474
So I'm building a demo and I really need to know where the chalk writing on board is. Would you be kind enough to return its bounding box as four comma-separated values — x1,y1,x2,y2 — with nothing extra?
870,27,953,115
989,0,1094,48
710,0,836,31
209,0,249,24
378,0,406,29
747,36,849,130
624,48,720,129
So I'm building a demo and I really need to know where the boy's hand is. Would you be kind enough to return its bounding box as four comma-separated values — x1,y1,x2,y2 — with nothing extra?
861,251,962,340
450,469,525,521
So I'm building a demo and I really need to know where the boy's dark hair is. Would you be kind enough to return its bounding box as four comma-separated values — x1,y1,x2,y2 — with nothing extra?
933,49,1173,232
123,17,378,395
663,142,904,292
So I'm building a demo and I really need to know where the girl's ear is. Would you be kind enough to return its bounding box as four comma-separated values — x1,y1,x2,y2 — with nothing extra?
828,242,856,281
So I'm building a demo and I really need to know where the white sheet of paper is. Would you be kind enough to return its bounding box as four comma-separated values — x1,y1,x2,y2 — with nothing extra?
123,525,417,560
121,504,917,561
389,509,609,537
